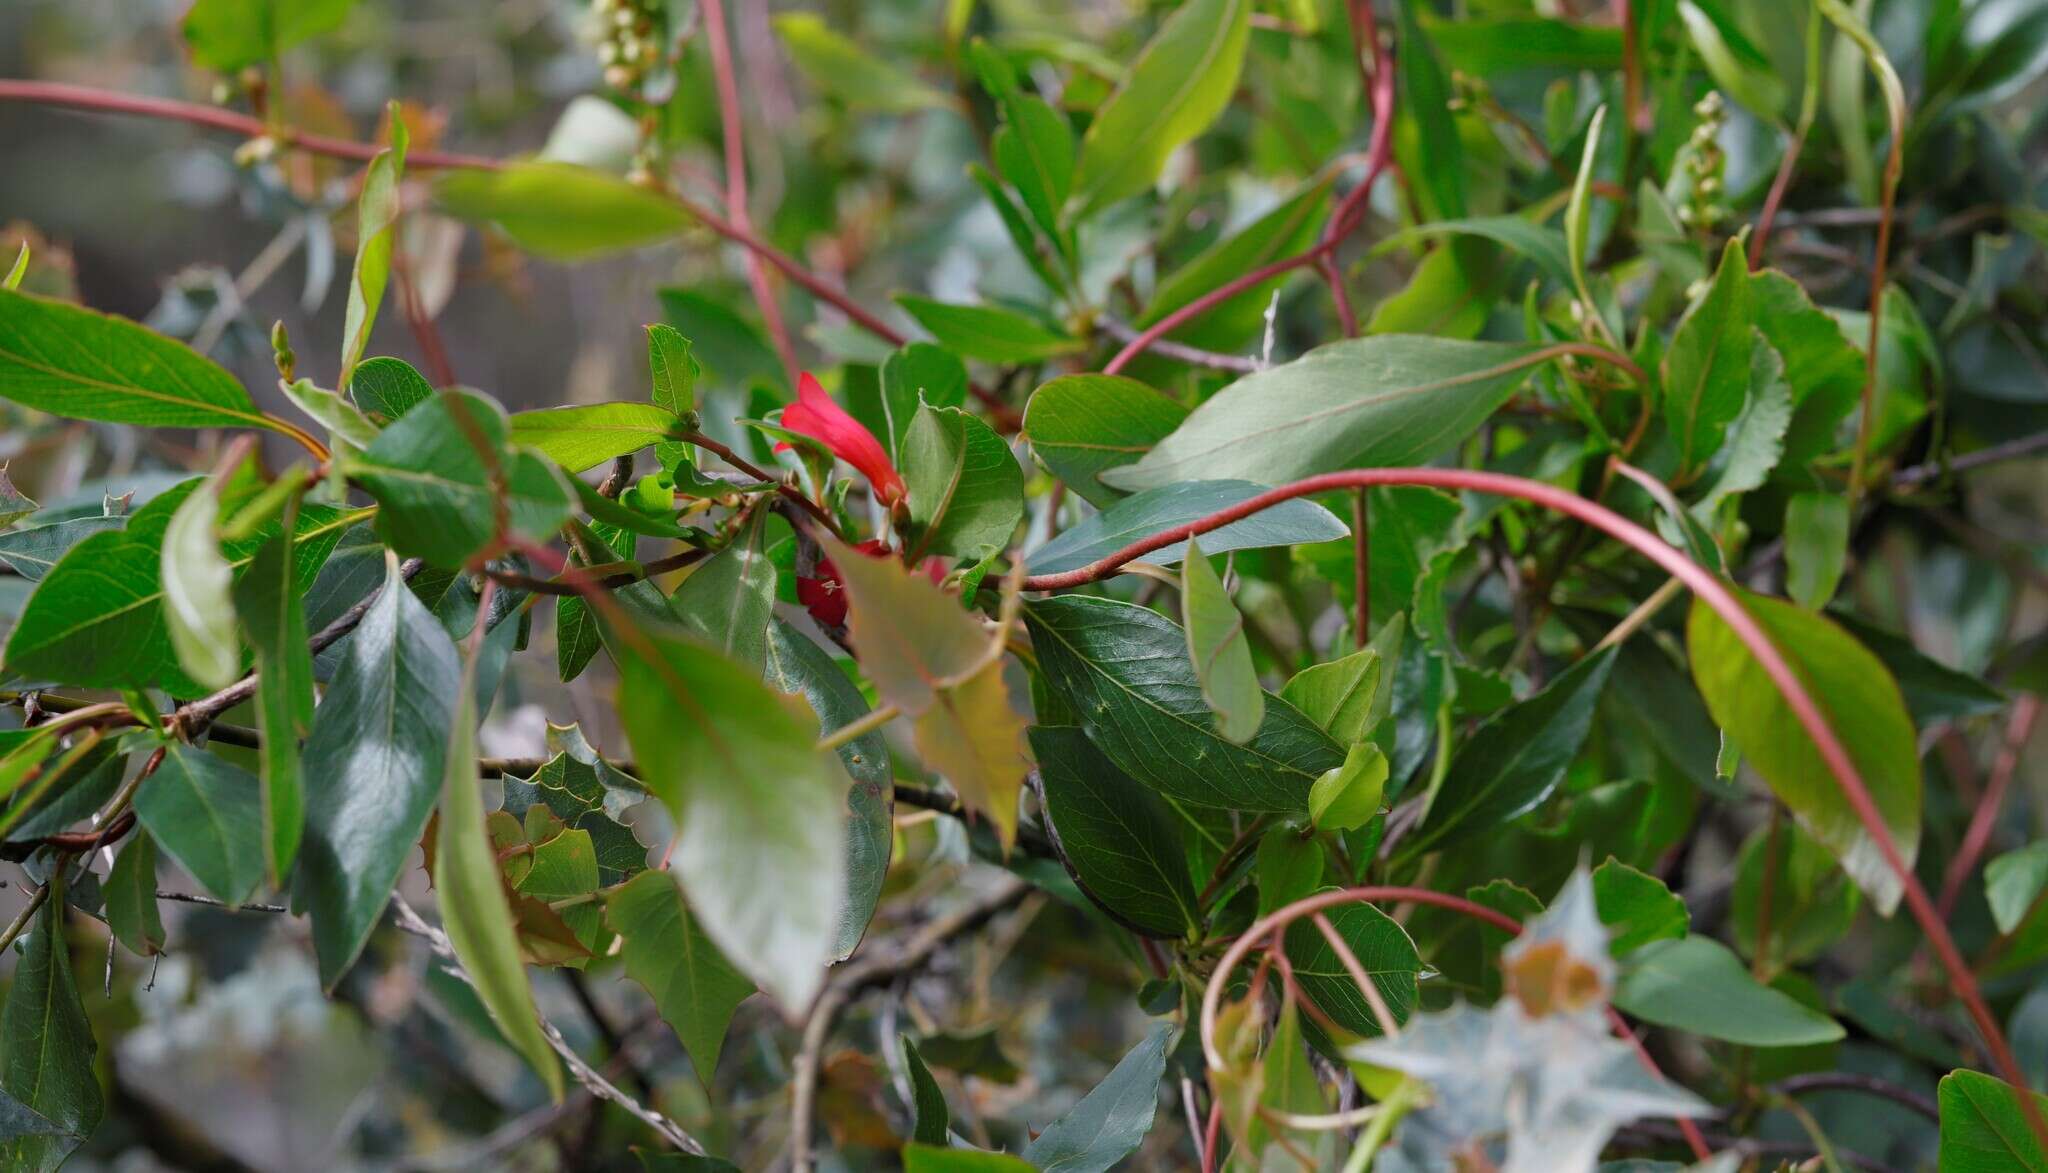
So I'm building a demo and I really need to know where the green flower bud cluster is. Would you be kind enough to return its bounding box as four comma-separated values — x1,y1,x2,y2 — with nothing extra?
592,0,664,95
1677,92,1728,231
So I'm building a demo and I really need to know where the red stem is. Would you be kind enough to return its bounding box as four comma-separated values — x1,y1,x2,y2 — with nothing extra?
1198,884,1713,1162
1062,465,2039,1139
701,0,800,388
0,77,1020,426
1937,694,2042,920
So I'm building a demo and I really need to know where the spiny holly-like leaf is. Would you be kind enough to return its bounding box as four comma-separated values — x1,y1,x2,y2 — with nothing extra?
605,866,755,1082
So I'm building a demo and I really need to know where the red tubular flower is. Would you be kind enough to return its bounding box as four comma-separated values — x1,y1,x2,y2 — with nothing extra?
778,371,907,507
798,539,948,629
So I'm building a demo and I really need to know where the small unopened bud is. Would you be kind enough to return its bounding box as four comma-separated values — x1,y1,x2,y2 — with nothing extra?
270,320,296,381
233,135,279,167
605,64,635,89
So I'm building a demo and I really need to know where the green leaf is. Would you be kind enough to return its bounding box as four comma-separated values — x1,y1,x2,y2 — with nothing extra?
1784,491,1850,610
615,622,847,1011
1940,1069,2048,1171
1613,935,1846,1046
647,324,699,472
1031,726,1199,938
1140,178,1332,349
1023,374,1186,507
1988,843,2048,935
510,403,680,474
134,743,265,906
1752,270,1866,469
1021,1023,1174,1172
0,876,100,1172
1391,0,1466,221
902,1145,1034,1172
773,13,954,113
1256,826,1325,918
903,403,1025,562
1687,586,1921,915
434,163,691,260
160,475,241,691
1405,647,1618,854
1678,0,1789,121
0,289,272,431
182,0,355,72
1281,647,1385,748
500,724,647,886
1069,0,1250,216
1730,819,1859,969
0,515,125,581
232,529,313,883
1687,337,1791,518
990,95,1077,243
282,378,380,450
1833,614,2005,726
1662,239,1753,478
895,297,1082,365
881,343,970,459
669,508,776,673
1591,858,1689,956
1309,743,1388,833
105,831,165,957
433,654,564,1101
1371,216,1577,290
1023,595,1343,812
902,1036,950,1146
340,114,407,389
763,619,893,961
1101,336,1545,491
295,554,463,988
1180,537,1262,744
1283,898,1422,1038
1030,480,1347,576
350,356,436,422
350,390,574,569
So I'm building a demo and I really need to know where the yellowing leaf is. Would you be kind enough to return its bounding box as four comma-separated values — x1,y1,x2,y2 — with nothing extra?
912,655,1030,850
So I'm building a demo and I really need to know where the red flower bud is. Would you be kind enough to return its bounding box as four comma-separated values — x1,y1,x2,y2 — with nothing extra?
777,371,907,507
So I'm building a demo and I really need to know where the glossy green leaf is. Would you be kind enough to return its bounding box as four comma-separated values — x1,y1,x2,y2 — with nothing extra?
5,482,357,693
1614,935,1846,1046
510,403,680,474
1283,898,1422,1038
350,390,574,569
763,620,893,960
1031,726,1199,938
902,1145,1034,1172
1663,239,1753,478
0,876,100,1172
295,554,463,988
1309,743,1388,833
1687,586,1921,915
991,94,1076,243
903,403,1025,562
896,297,1081,365
1023,375,1186,507
670,508,776,673
1939,1069,2048,1171
1180,537,1262,744
1021,1023,1174,1172
1280,645,1388,747
773,13,954,113
903,1035,950,1146
1833,614,2005,726
433,657,564,1101
647,323,700,475
1102,336,1545,491
1030,480,1347,576
105,830,164,957
1752,270,1866,468
134,743,264,906
182,0,355,72
1591,858,1689,956
350,356,436,422
1391,0,1465,221
1068,0,1250,216
1406,647,1618,855
0,289,271,431
1023,595,1342,812
1784,491,1850,609
434,163,691,260
160,475,241,691
340,114,407,389
1255,825,1325,918
233,529,311,883
616,622,847,1011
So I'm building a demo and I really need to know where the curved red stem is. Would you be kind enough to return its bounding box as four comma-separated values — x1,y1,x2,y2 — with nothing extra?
1064,466,2038,1144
